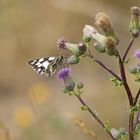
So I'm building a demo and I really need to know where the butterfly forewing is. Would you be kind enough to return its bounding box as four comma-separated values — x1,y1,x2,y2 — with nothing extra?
28,56,67,77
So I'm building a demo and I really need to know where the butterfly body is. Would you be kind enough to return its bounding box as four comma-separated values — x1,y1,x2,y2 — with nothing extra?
28,55,67,77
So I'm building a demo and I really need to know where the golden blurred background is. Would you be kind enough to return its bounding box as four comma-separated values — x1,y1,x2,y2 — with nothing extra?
0,0,140,140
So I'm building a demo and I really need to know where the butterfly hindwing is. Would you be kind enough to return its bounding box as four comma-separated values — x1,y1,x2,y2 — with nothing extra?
28,56,67,77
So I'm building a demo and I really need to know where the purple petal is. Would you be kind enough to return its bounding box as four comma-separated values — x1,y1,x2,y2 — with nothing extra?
56,67,71,80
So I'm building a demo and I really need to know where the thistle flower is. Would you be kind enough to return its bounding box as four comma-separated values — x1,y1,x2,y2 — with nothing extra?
56,37,67,49
129,6,140,38
56,67,75,91
95,12,119,44
134,49,140,59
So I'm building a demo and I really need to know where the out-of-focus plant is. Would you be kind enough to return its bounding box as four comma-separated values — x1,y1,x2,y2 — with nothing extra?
28,6,140,140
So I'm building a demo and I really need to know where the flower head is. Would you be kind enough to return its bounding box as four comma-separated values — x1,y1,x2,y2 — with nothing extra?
56,67,71,80
56,37,67,49
134,49,140,59
95,12,119,44
56,67,75,91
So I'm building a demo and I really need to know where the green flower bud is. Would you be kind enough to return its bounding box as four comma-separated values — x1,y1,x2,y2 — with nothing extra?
83,35,91,43
63,75,75,91
110,128,121,139
129,66,140,74
65,43,79,54
119,128,127,135
129,6,140,38
67,55,80,64
65,42,87,56
94,42,106,53
77,82,84,89
78,43,87,55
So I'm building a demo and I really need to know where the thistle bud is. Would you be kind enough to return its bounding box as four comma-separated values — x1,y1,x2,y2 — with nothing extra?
94,42,106,53
78,42,87,54
129,6,140,38
110,128,121,139
95,12,119,44
119,128,127,135
77,82,84,89
65,42,87,56
67,55,80,64
105,37,118,56
129,65,140,74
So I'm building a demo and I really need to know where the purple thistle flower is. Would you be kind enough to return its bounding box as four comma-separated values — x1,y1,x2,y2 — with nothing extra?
56,67,71,80
134,49,140,59
56,37,67,49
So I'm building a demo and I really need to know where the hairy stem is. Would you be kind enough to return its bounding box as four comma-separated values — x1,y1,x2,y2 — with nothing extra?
75,94,116,140
123,38,135,62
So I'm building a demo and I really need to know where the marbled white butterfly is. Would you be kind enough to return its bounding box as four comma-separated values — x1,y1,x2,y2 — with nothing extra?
28,55,67,77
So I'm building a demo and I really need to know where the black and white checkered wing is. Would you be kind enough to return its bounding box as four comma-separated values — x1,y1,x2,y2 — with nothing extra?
28,56,67,77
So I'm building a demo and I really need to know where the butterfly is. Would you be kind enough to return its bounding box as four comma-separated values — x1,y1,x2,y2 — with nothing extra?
28,55,67,77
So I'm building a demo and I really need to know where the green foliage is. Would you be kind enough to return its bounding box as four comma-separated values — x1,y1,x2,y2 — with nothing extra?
104,121,110,131
135,122,140,135
110,77,123,87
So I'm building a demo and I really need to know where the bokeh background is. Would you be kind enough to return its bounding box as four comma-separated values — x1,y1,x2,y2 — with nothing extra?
0,0,140,140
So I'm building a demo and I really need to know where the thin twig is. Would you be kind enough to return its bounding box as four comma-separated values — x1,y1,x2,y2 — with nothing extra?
134,88,140,105
86,53,122,81
75,94,116,140
123,38,135,62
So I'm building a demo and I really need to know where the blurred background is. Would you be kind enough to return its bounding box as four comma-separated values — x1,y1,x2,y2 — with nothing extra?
0,0,140,140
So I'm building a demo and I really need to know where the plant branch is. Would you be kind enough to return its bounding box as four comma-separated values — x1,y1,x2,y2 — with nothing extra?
123,38,135,62
129,112,135,140
118,54,133,106
86,53,122,82
117,52,134,140
75,94,116,140
134,88,140,105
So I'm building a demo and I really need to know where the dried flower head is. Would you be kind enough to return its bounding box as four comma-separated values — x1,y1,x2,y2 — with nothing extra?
131,6,140,16
56,37,67,49
95,12,112,32
95,12,119,44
